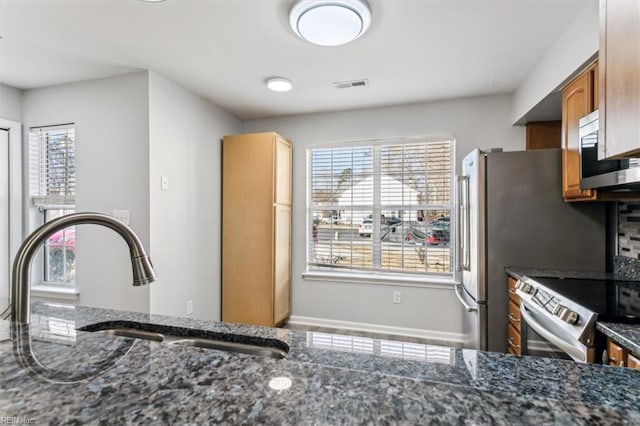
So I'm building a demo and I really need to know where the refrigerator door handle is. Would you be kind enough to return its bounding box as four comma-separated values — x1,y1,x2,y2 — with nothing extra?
455,175,462,271
456,175,471,271
454,283,478,312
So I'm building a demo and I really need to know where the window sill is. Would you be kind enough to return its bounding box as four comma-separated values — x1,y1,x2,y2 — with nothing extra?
302,271,458,289
31,285,79,301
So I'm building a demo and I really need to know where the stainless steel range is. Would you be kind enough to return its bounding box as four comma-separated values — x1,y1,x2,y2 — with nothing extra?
515,276,640,363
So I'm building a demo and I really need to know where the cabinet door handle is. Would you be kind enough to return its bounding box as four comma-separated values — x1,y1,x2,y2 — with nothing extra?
507,338,520,349
619,360,625,367
508,288,517,295
507,313,520,323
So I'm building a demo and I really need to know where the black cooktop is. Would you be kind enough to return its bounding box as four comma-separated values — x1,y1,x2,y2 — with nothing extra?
529,276,640,323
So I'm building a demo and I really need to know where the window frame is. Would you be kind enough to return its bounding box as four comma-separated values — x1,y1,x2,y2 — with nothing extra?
42,207,76,286
28,124,78,294
305,136,457,285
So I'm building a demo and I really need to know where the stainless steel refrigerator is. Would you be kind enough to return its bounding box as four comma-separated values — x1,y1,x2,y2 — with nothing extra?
454,148,606,353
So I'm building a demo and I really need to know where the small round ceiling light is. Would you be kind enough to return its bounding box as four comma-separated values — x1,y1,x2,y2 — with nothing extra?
266,77,293,92
289,0,371,47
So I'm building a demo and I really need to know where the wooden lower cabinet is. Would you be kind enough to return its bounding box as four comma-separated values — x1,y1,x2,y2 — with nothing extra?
507,324,521,355
605,337,640,369
607,338,628,367
507,276,524,355
628,353,640,370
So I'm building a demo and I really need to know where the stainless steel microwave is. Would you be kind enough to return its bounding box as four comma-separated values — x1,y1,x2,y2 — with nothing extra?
579,110,640,189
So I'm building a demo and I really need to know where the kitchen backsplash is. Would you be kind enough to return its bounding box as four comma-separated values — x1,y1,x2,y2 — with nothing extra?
616,202,640,279
618,202,640,259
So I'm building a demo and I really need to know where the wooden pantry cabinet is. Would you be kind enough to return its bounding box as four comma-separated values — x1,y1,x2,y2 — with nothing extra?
222,132,292,327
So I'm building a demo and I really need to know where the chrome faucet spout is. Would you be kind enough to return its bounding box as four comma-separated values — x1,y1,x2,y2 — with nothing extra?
9,212,157,324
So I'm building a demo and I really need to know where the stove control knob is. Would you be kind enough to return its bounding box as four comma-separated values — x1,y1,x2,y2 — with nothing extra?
516,281,534,294
554,305,579,325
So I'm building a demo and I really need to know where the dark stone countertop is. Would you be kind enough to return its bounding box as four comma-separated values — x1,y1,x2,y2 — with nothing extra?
1,302,640,424
597,322,640,356
505,267,617,282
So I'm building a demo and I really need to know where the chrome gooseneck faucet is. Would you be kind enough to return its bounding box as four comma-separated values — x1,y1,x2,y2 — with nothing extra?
7,212,157,324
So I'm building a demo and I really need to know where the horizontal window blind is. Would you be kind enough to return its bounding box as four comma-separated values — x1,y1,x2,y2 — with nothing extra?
30,124,76,208
307,138,454,277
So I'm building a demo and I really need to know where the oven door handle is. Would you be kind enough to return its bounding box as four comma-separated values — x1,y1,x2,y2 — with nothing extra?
519,302,587,363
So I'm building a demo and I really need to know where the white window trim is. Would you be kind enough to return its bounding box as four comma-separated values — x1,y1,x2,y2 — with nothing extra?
306,136,456,281
302,270,458,289
0,119,23,263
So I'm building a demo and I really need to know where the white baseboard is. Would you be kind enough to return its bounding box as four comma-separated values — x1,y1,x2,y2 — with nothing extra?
288,315,464,345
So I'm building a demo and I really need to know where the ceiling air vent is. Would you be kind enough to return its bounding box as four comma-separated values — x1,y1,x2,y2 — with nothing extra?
333,79,369,89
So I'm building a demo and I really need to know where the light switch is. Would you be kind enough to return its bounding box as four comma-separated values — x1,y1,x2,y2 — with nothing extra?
161,175,169,190
113,210,130,225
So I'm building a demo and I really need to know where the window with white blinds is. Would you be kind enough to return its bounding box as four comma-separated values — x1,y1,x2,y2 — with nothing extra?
29,124,76,208
307,138,454,278
29,124,77,286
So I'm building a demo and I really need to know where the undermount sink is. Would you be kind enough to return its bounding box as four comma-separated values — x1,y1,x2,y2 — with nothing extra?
78,321,288,360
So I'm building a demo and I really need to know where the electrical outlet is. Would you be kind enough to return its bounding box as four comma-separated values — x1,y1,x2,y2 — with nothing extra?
186,300,193,315
393,291,402,304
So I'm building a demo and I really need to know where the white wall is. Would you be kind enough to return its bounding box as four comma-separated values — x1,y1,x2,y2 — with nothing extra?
0,84,23,122
243,94,524,338
22,72,151,313
148,72,241,321
512,0,599,124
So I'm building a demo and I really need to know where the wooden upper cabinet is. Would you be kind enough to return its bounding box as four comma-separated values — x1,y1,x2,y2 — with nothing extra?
526,121,561,150
599,0,640,159
562,62,598,201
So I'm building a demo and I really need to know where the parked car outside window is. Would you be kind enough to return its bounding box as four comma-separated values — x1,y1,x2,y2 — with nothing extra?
359,219,373,237
321,214,340,225
426,218,450,245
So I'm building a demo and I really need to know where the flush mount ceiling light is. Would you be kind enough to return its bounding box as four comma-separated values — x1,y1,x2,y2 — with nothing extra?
266,77,293,92
289,0,371,47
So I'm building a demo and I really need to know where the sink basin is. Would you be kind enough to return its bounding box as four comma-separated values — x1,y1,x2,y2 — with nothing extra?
79,321,288,359
96,328,164,342
169,338,287,359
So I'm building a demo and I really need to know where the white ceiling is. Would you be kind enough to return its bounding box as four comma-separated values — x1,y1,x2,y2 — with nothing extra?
0,0,587,120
